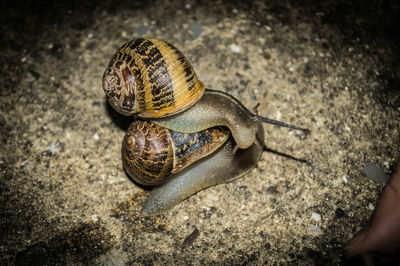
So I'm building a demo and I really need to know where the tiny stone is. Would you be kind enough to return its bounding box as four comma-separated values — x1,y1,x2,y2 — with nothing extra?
93,133,100,140
101,173,106,180
309,225,323,236
135,25,150,36
276,110,281,120
47,43,54,49
21,57,27,63
311,212,321,222
185,4,191,9
21,159,32,167
183,216,189,221
384,161,389,169
369,81,379,88
265,26,272,31
65,132,71,139
88,33,93,38
91,214,98,222
368,203,375,210
207,194,218,201
189,21,203,39
345,124,351,131
121,31,127,38
230,44,241,53
343,176,348,183
47,142,61,154
363,162,389,184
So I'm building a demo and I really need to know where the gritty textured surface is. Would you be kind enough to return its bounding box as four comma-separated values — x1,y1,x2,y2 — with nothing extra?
1,0,399,264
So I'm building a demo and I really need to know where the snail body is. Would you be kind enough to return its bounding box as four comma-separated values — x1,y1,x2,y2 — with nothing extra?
150,89,309,149
103,38,204,118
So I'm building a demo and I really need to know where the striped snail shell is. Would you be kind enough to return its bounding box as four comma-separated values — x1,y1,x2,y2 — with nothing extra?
122,120,230,186
103,38,205,118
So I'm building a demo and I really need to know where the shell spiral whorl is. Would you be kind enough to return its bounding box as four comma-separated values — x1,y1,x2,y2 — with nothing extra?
103,38,205,118
122,121,174,186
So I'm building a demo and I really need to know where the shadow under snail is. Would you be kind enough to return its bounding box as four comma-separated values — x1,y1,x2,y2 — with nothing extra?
103,37,309,216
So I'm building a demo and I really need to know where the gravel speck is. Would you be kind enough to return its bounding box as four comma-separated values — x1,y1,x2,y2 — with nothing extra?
229,44,241,53
311,212,321,222
363,162,389,184
309,225,323,236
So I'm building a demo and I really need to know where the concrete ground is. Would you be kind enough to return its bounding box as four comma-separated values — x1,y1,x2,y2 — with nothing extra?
1,0,399,264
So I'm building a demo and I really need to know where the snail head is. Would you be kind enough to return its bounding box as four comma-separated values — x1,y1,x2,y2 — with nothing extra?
103,62,138,116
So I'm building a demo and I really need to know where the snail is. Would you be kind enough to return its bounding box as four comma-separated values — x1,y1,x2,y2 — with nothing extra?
103,37,309,149
103,37,310,216
122,120,265,216
103,37,205,118
122,120,230,186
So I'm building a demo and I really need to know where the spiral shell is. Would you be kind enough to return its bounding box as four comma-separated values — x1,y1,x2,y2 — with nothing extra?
122,120,230,186
103,38,205,118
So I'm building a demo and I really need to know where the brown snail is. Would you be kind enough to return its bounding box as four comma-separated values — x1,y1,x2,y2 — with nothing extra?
122,120,265,216
103,37,309,216
103,38,309,149
122,120,230,186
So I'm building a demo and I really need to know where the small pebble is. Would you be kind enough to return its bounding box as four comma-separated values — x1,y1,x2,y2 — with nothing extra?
183,216,189,221
229,44,241,53
21,159,32,167
311,212,321,222
65,132,71,139
363,162,389,184
121,31,127,38
309,225,323,236
47,142,61,154
93,133,100,140
368,203,375,211
343,176,348,183
276,110,282,120
206,194,218,201
88,33,93,38
185,4,191,9
189,21,202,39
47,43,54,49
370,81,379,88
384,161,389,169
91,214,98,222
21,57,27,63
136,25,150,36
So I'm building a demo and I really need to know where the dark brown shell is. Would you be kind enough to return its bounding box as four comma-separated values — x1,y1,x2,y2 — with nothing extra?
122,120,230,186
103,38,205,118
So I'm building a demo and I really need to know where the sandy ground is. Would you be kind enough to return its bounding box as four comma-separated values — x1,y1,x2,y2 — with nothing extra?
1,0,399,264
